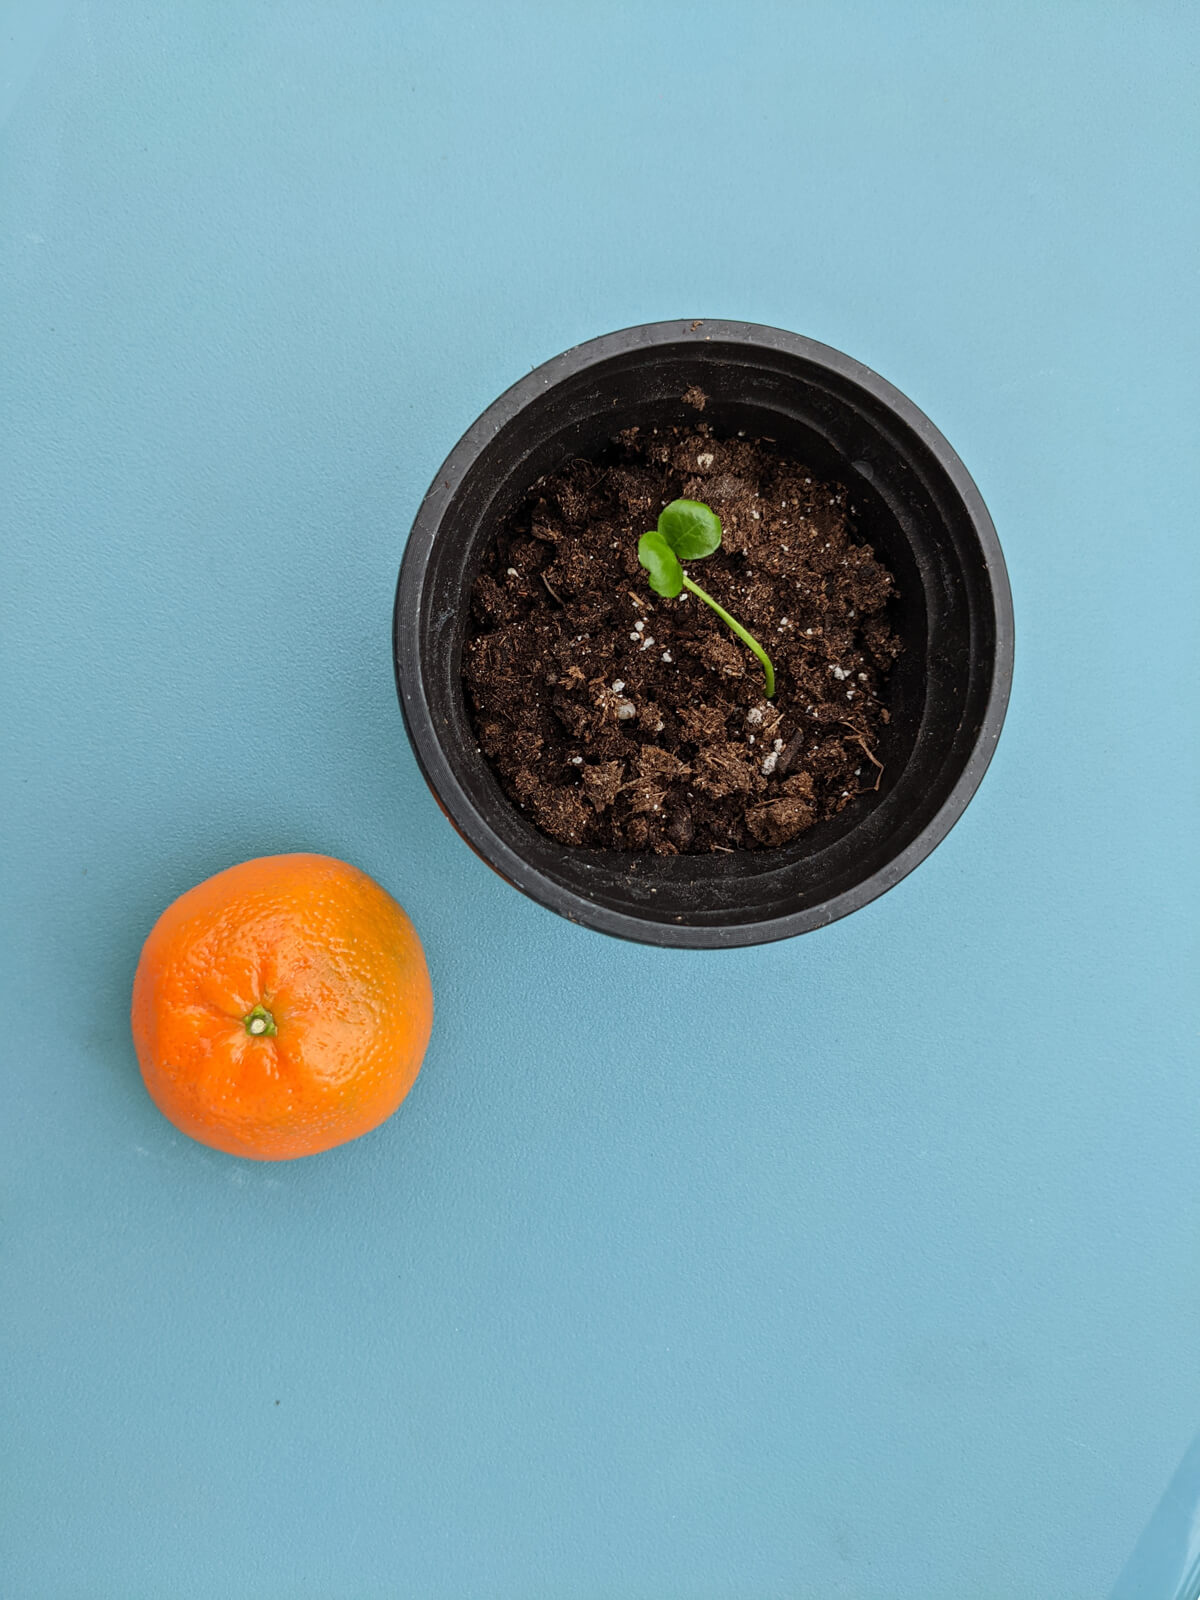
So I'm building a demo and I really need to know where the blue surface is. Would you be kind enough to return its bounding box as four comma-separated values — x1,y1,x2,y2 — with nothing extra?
2,4,1197,1597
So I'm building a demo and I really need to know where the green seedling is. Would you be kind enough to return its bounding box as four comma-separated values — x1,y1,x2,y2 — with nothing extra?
637,498,776,698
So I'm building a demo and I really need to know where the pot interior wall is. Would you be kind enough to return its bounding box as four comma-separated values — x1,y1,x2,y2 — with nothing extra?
413,339,999,932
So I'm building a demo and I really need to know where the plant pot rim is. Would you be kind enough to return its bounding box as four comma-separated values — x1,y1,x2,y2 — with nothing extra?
394,319,1014,947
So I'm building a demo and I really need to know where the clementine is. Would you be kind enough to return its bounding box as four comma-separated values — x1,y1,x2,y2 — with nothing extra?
131,853,433,1160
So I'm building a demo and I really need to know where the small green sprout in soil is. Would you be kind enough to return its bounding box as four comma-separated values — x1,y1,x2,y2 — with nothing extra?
637,499,776,697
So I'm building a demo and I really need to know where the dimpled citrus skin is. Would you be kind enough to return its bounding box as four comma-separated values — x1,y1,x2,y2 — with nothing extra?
131,854,433,1160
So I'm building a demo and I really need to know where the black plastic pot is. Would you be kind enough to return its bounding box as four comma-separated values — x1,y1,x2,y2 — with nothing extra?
393,320,1013,948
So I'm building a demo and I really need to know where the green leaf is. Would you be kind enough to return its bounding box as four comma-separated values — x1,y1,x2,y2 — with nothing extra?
657,498,722,561
638,529,684,598
634,496,772,694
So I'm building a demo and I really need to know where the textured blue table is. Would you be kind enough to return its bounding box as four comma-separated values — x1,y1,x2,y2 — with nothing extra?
2,5,1197,1597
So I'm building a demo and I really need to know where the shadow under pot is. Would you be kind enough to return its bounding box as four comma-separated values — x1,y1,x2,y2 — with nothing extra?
393,320,1013,948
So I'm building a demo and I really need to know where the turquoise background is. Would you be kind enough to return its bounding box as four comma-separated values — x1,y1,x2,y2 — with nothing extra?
2,4,1197,1597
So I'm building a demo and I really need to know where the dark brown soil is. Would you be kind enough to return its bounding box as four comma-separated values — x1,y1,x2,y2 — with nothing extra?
462,414,903,853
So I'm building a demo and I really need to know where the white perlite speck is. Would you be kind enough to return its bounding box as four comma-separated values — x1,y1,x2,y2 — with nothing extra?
746,707,763,725
616,700,636,721
696,452,714,469
611,680,625,692
571,755,583,765
831,665,849,680
506,567,519,577
761,752,778,775
661,650,672,663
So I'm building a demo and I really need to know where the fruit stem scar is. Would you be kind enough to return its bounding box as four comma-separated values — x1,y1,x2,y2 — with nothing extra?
244,1004,277,1038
